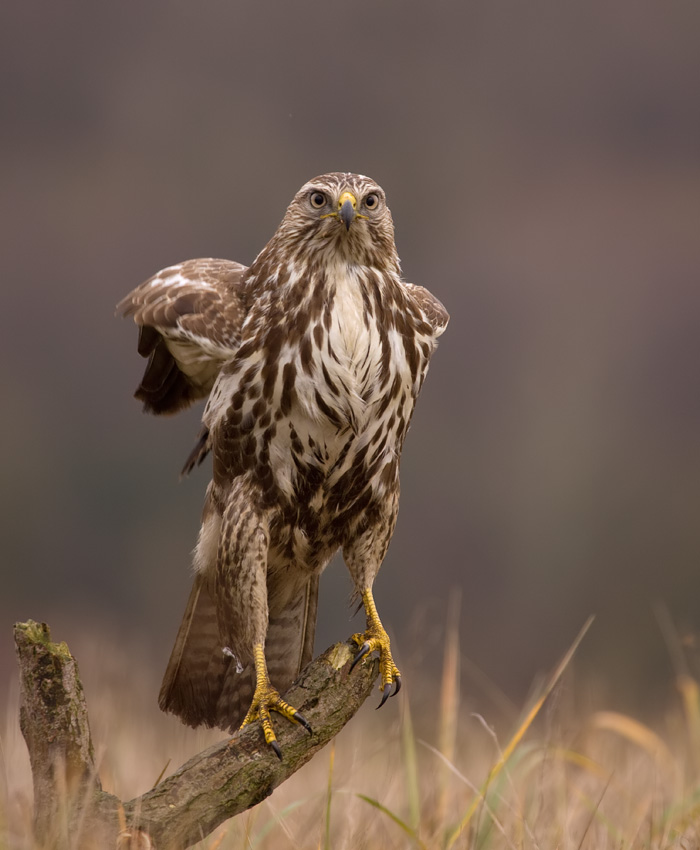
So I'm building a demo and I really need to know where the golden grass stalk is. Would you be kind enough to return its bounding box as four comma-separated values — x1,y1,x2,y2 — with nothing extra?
322,739,335,850
589,711,678,780
401,697,421,838
436,592,461,828
445,615,595,849
355,794,427,850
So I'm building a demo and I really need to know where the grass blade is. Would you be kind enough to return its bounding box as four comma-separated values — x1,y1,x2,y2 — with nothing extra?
590,711,677,778
402,697,421,835
356,793,428,850
446,615,594,849
436,593,461,827
323,739,335,850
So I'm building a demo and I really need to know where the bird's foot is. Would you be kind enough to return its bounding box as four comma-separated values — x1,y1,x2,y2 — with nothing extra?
238,644,312,759
350,589,402,709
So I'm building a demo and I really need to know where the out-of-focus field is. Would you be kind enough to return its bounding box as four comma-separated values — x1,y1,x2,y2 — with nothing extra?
3,618,700,850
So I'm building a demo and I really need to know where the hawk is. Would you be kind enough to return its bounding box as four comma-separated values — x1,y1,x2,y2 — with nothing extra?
118,173,448,756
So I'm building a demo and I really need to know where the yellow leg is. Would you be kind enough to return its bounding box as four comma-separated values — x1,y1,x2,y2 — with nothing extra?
239,644,312,759
350,588,402,708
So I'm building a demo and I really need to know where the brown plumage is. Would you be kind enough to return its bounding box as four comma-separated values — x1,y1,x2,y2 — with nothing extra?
118,173,448,753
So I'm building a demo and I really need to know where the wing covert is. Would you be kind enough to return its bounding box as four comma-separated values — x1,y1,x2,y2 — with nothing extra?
117,258,248,415
403,282,450,338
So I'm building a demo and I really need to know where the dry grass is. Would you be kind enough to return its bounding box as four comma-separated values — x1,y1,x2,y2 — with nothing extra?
2,615,700,850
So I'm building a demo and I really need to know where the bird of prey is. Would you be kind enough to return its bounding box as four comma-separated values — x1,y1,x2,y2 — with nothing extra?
118,172,448,756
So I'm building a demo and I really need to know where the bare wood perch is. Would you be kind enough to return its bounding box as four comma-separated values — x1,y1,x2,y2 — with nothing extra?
14,620,380,849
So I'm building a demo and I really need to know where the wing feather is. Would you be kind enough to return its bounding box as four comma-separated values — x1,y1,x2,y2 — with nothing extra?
403,282,450,338
117,258,248,415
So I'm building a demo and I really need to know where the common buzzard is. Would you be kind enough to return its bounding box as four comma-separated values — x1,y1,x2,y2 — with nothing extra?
118,173,448,756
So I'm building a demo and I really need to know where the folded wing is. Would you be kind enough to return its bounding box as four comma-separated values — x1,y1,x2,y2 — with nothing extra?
117,258,248,415
403,282,450,338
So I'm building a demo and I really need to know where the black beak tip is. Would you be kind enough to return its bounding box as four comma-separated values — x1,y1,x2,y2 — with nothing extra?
340,199,354,230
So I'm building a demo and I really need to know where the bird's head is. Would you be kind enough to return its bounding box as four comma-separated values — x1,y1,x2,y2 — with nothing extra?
276,172,399,271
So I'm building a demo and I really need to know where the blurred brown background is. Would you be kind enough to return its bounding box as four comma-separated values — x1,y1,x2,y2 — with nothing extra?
1,1,699,719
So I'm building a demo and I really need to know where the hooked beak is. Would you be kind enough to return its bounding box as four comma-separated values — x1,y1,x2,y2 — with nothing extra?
338,191,357,230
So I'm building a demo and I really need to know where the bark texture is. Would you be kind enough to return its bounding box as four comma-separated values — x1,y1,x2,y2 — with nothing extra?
14,621,379,850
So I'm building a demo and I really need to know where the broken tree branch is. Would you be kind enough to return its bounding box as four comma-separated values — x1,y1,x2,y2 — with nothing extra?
14,620,380,849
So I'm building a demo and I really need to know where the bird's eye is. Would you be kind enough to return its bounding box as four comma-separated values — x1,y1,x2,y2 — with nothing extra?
310,191,327,209
364,193,379,210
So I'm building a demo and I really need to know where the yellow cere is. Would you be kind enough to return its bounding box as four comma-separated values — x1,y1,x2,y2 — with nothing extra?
338,191,357,209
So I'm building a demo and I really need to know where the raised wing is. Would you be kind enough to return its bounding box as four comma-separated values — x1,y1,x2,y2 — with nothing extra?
117,258,248,416
403,282,450,338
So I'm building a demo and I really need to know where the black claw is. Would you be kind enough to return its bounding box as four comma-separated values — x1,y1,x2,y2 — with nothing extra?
294,711,313,735
377,682,392,710
271,740,283,761
391,676,402,697
350,641,371,673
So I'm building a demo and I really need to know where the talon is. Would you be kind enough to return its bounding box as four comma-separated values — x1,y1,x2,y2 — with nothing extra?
241,644,311,753
294,711,313,735
350,641,371,672
351,589,403,710
377,681,392,709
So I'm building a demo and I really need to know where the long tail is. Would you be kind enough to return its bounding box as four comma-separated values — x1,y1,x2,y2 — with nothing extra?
159,572,319,732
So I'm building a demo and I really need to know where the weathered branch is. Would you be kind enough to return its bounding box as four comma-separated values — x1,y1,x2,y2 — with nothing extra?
14,621,121,847
14,620,380,849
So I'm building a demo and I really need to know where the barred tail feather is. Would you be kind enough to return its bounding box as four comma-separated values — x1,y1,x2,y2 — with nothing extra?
158,573,251,730
265,574,319,694
159,572,320,733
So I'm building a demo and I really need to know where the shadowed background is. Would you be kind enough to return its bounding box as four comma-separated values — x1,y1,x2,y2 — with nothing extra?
1,0,699,721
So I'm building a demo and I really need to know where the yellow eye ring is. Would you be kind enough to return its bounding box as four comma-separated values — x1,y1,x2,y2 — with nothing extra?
310,191,327,209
